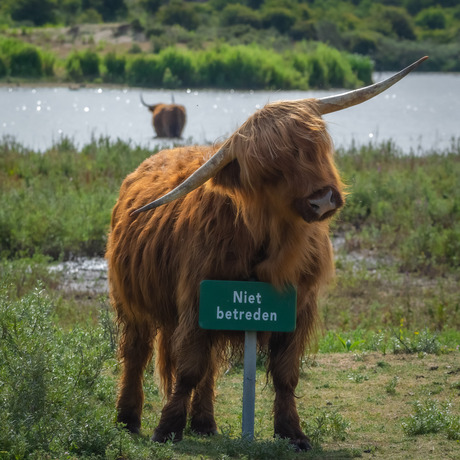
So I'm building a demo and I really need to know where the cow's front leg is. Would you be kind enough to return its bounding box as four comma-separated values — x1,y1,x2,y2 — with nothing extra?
268,331,312,451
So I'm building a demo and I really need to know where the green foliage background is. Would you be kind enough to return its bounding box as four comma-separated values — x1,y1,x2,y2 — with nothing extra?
0,0,459,88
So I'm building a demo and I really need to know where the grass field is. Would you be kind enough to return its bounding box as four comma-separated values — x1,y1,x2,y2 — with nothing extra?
0,138,459,459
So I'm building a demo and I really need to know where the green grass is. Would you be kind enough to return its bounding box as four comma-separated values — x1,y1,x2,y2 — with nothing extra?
0,282,458,459
0,138,459,458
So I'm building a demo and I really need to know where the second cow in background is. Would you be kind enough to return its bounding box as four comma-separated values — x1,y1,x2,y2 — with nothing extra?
141,94,186,138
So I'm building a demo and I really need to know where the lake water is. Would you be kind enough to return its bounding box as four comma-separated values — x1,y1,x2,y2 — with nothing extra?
1,72,459,153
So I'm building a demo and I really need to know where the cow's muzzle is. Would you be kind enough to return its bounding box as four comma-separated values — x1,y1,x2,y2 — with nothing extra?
293,187,343,223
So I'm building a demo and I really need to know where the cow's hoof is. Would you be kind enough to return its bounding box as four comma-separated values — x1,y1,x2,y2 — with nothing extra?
117,414,140,434
191,417,218,436
290,437,312,452
151,429,182,443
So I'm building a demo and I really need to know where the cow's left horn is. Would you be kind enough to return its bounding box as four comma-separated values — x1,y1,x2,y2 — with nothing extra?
315,56,428,115
130,145,232,216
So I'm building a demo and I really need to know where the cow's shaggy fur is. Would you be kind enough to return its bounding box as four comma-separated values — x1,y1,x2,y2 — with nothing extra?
106,99,345,450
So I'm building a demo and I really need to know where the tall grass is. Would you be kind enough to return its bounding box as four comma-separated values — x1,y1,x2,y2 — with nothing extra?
1,136,459,275
0,137,459,459
336,140,460,273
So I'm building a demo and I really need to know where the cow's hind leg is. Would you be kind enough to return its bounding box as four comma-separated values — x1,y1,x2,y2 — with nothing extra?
116,319,155,434
268,331,312,451
190,348,218,436
152,328,212,442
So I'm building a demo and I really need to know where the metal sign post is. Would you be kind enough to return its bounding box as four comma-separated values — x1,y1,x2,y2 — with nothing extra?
199,280,297,440
242,330,257,439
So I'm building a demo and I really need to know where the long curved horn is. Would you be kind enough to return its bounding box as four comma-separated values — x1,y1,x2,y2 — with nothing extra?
316,56,428,115
130,145,232,216
140,93,153,109
131,57,428,216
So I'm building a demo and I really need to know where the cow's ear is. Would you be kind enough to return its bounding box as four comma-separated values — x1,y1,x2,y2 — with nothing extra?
212,159,241,189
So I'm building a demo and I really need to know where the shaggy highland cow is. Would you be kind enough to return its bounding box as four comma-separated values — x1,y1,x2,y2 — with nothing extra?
107,57,427,450
141,94,186,138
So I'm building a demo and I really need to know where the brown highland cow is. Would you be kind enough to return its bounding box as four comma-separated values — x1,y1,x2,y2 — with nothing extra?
140,94,186,138
107,57,427,450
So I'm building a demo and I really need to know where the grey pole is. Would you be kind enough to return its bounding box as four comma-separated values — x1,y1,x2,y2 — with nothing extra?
242,330,257,440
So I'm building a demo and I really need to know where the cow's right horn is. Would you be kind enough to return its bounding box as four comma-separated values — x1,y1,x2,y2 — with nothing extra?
315,56,428,115
130,145,232,216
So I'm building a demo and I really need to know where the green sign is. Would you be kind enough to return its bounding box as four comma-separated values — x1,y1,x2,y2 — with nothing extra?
199,280,297,332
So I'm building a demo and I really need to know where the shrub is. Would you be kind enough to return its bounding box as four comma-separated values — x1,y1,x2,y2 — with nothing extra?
103,51,126,83
65,52,83,81
79,49,100,78
416,8,447,30
345,30,378,55
0,55,7,77
126,55,163,87
10,44,43,77
403,400,460,439
382,6,416,40
289,20,317,41
10,0,57,26
0,284,118,458
261,7,296,34
220,4,261,29
65,50,100,81
157,1,201,31
157,47,195,87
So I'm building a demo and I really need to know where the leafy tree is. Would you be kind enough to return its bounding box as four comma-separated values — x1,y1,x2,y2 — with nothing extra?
81,0,127,21
157,1,201,31
10,0,57,25
220,4,261,29
261,7,296,34
416,8,447,30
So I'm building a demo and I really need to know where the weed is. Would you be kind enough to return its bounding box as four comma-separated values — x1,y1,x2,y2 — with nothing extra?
336,334,365,352
385,376,399,395
216,433,295,459
391,325,443,355
402,399,460,440
0,282,119,458
301,408,350,446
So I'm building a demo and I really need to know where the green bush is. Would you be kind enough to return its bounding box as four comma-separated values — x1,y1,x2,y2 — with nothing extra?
126,55,163,87
261,7,296,34
403,400,460,439
103,51,126,83
0,38,44,78
79,49,100,78
157,1,201,31
0,283,118,458
157,46,195,87
65,51,83,81
194,44,304,89
220,4,261,29
416,7,447,30
0,54,7,77
65,50,100,81
10,45,42,77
